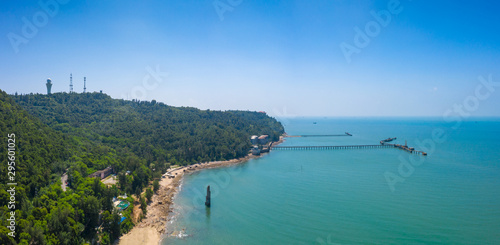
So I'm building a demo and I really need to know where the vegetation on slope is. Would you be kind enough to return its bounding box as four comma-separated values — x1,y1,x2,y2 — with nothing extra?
13,92,283,165
0,90,123,244
0,90,284,244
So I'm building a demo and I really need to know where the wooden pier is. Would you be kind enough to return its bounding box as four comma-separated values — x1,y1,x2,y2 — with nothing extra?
272,137,427,155
285,132,353,138
391,144,427,155
272,144,392,150
380,140,427,155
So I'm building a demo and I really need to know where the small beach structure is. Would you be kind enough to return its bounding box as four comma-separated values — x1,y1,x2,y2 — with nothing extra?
251,146,261,155
258,135,269,145
251,135,259,145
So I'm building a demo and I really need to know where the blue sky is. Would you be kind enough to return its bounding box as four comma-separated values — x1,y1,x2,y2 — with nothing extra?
1,0,499,117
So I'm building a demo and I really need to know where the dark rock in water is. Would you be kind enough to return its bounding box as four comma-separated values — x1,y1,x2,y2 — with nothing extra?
205,185,211,207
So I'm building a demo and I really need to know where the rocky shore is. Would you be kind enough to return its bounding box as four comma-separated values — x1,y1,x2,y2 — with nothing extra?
117,137,284,245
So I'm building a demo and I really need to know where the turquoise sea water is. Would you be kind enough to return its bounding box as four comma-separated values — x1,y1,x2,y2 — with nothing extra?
162,118,500,245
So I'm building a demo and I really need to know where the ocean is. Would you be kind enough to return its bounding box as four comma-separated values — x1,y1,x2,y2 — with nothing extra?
162,118,500,245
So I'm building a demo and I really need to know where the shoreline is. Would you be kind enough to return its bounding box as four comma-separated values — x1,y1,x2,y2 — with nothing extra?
117,137,284,245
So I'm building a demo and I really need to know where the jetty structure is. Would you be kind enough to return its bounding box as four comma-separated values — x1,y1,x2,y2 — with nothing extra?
380,137,397,144
380,139,428,155
285,132,353,137
205,185,211,207
271,136,427,156
272,144,391,150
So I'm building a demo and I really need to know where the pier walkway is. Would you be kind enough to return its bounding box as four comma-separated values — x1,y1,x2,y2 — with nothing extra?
272,137,427,155
272,145,391,150
285,132,353,137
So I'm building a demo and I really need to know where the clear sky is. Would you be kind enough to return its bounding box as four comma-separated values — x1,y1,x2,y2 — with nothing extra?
1,0,500,117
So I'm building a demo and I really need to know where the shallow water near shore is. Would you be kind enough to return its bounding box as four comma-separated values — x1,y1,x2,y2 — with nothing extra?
162,118,500,245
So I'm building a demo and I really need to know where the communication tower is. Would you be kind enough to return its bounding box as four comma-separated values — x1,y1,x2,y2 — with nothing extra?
69,73,73,93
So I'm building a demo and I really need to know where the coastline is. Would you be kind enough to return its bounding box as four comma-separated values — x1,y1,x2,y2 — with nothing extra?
117,137,284,245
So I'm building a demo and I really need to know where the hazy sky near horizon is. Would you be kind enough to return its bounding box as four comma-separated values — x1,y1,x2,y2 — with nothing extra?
1,0,500,117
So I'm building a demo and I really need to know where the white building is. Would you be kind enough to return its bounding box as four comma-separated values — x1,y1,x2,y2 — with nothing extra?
251,135,259,145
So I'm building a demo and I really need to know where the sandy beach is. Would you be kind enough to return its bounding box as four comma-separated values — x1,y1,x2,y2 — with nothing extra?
117,138,283,245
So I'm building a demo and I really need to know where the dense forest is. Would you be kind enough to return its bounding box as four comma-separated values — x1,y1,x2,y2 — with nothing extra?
0,90,284,244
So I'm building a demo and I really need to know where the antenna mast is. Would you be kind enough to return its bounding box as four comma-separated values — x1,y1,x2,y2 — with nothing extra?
83,77,86,93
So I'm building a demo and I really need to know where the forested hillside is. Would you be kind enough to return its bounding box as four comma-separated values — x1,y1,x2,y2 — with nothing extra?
0,90,123,244
0,91,72,197
12,92,283,168
0,90,283,244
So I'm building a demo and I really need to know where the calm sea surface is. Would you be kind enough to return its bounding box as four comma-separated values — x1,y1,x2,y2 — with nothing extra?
162,118,500,245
